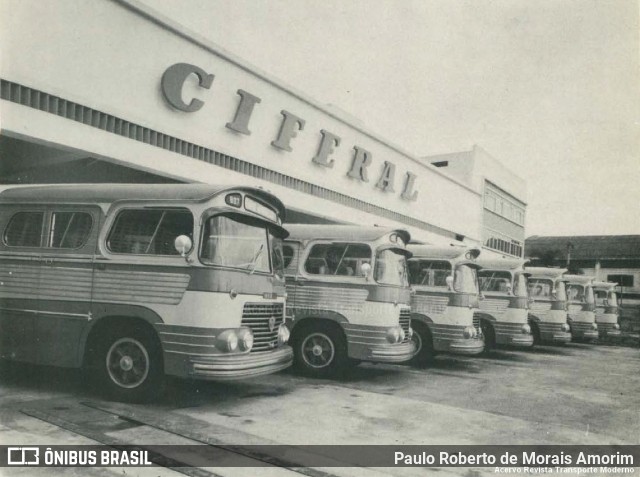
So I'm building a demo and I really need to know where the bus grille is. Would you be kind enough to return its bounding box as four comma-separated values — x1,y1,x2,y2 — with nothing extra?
399,308,411,343
241,303,284,352
473,314,481,335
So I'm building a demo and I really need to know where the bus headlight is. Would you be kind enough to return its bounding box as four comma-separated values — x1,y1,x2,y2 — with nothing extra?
561,323,570,332
614,323,620,330
463,326,476,339
217,330,238,352
591,323,598,330
237,328,254,352
277,324,290,346
386,327,401,344
521,324,531,334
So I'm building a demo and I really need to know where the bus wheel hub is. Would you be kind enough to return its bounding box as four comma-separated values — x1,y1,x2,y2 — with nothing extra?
312,345,324,356
119,356,134,371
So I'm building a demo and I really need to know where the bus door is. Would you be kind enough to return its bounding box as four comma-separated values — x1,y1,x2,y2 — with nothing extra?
36,207,97,366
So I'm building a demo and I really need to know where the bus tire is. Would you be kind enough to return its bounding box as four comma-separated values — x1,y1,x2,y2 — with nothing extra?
95,324,164,403
530,322,541,345
481,320,495,353
410,321,434,365
293,321,347,378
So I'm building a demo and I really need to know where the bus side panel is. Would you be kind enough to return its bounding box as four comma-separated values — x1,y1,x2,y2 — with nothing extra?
0,256,41,362
35,257,94,367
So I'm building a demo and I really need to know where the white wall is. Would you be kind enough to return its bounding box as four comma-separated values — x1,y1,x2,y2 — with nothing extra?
1,0,482,243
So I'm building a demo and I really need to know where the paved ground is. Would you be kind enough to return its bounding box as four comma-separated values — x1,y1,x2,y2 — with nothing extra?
0,341,638,476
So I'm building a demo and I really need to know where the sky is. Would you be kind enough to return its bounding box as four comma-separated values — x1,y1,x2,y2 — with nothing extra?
142,0,639,237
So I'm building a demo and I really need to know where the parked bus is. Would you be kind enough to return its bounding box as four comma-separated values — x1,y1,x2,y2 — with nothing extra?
282,225,415,377
407,245,484,362
525,267,572,344
593,281,621,340
0,184,293,402
564,274,599,342
475,258,534,350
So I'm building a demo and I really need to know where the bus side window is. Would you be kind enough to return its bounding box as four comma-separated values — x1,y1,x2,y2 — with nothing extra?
49,211,93,249
4,211,45,247
108,209,193,255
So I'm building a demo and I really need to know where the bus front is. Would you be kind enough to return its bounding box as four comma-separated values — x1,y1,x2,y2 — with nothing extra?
526,268,572,344
408,246,484,362
166,188,293,380
593,282,621,339
283,226,415,377
565,275,599,342
476,261,534,350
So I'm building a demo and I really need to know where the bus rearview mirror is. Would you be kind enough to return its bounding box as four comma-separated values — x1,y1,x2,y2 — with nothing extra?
174,235,193,257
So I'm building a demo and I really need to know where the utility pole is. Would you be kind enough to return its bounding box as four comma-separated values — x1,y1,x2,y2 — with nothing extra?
566,242,574,269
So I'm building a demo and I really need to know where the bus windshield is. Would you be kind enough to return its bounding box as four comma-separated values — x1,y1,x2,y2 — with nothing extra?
528,278,553,298
567,284,584,302
200,215,271,273
454,265,478,294
408,260,451,287
478,270,512,293
270,234,285,279
375,249,409,286
609,291,618,307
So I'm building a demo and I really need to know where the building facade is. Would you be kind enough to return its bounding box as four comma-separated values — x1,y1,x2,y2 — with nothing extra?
425,145,527,258
1,0,525,251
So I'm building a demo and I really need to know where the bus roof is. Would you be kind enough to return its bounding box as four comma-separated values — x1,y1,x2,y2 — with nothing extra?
284,224,410,244
407,244,480,261
563,274,594,285
476,257,528,271
592,281,617,290
0,183,286,220
524,267,568,279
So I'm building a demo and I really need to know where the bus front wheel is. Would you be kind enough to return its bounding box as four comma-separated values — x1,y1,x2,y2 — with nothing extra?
530,322,541,345
481,321,495,353
410,321,434,365
96,325,163,403
293,322,347,378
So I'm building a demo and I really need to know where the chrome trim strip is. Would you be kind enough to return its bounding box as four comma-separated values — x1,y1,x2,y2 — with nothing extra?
0,307,90,320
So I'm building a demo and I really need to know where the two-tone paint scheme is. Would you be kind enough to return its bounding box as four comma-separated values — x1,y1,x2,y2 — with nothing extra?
282,225,415,376
524,267,572,344
564,274,599,342
0,184,293,401
475,258,534,349
593,281,621,339
406,245,484,360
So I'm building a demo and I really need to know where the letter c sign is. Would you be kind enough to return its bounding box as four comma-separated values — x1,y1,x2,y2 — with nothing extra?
161,63,214,112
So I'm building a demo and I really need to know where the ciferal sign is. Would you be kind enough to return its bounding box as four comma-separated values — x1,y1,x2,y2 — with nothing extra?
161,63,419,201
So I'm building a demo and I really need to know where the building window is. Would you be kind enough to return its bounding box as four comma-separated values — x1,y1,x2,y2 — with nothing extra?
484,183,525,225
483,227,523,258
607,275,634,287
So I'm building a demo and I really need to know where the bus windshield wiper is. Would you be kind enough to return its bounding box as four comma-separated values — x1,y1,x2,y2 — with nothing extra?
248,244,264,275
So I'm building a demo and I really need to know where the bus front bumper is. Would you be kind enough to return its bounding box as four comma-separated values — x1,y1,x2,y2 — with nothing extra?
550,331,572,344
448,338,484,355
508,334,535,347
189,346,293,380
368,340,417,363
572,330,599,340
